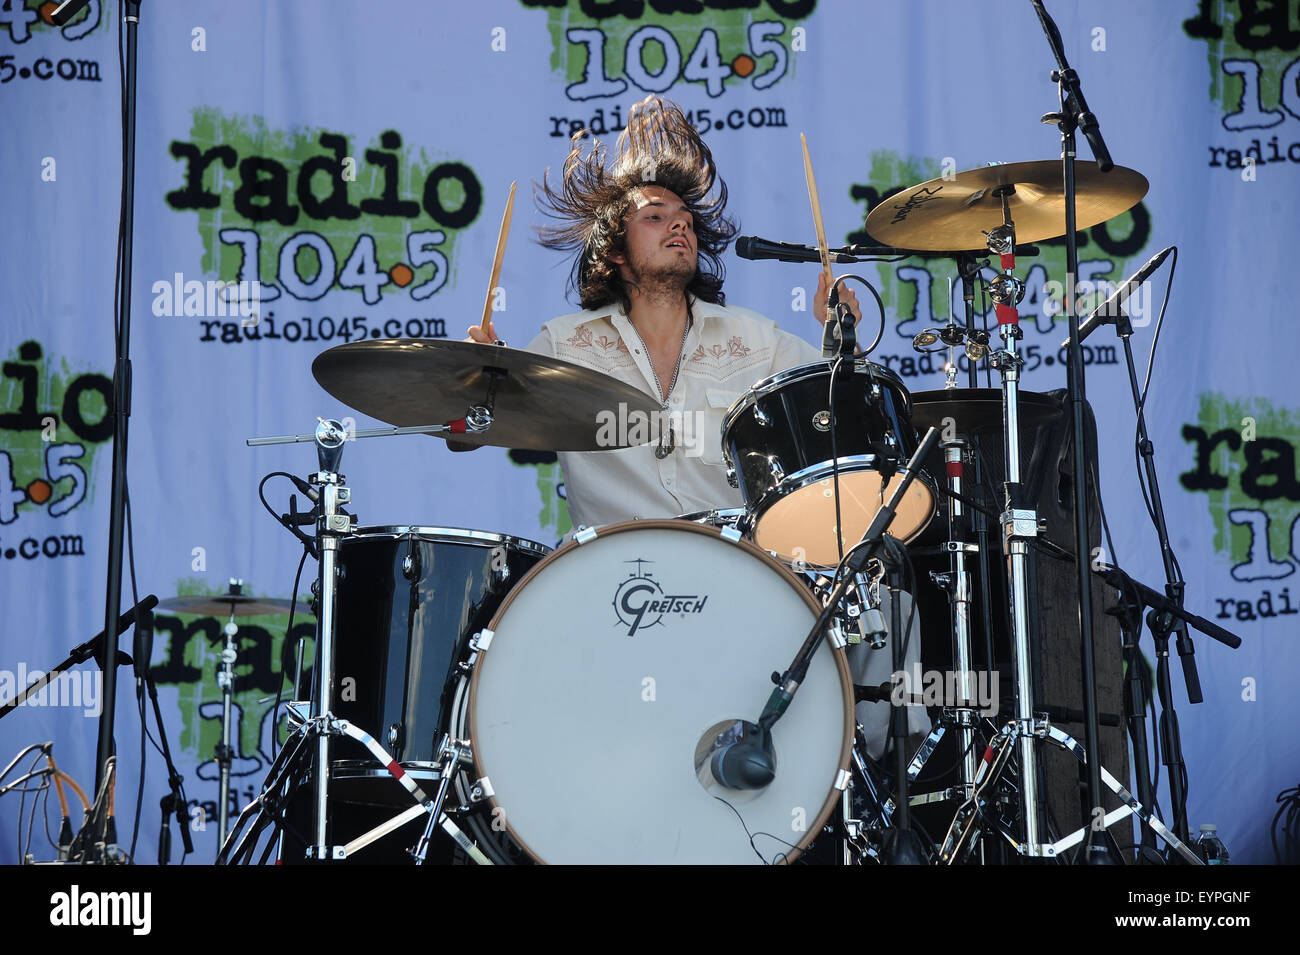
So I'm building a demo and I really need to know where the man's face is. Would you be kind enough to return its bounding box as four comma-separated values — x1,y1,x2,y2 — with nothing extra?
612,185,697,290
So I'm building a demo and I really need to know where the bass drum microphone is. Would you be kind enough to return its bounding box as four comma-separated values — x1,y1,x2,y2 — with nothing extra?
694,717,776,796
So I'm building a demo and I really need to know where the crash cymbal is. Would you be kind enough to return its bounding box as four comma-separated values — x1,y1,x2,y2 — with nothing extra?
911,388,1062,436
158,594,311,617
864,161,1148,251
312,338,663,451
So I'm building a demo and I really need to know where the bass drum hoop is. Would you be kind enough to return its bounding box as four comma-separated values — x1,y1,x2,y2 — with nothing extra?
463,518,854,865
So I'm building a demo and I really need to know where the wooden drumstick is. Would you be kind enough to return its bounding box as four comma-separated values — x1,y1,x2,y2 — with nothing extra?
800,134,834,297
480,180,517,333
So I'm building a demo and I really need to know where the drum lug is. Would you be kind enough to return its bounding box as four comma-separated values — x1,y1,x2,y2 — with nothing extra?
468,776,495,803
724,453,739,489
753,402,772,428
470,628,494,652
387,723,401,751
767,456,785,485
492,563,510,586
719,526,742,544
834,769,852,792
574,526,598,545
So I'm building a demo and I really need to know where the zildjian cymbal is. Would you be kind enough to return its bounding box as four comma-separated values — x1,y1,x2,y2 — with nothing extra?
312,338,664,451
157,594,311,617
864,160,1148,251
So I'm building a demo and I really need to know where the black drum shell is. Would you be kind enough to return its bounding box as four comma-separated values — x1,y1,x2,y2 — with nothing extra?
329,527,549,798
722,359,921,515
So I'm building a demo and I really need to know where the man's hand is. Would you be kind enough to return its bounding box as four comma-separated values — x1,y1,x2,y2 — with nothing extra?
465,320,500,344
813,271,861,327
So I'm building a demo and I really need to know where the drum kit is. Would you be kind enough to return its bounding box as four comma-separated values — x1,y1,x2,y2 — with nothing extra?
210,157,1214,866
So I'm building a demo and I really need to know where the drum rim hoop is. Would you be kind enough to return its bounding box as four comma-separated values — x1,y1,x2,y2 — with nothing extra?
347,525,553,557
746,457,938,557
721,358,912,434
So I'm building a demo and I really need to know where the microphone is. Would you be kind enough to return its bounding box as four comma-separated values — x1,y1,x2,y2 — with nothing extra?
705,720,776,790
1063,246,1174,347
133,607,154,683
287,475,320,503
735,235,858,264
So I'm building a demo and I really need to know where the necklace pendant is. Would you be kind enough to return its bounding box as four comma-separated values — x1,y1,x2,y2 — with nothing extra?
655,425,675,459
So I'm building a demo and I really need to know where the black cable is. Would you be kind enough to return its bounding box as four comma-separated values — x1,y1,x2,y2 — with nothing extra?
25,763,46,861
40,774,57,854
16,750,42,863
272,546,313,759
1274,785,1300,863
713,795,804,865
829,274,887,356
1132,249,1183,583
1,743,50,783
829,355,846,565
980,272,992,389
129,689,147,860
258,472,303,526
123,474,146,863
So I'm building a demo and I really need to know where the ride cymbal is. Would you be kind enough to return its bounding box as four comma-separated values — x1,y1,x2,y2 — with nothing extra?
864,160,1148,251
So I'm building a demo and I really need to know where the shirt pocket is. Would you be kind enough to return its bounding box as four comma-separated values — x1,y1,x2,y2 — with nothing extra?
697,388,743,466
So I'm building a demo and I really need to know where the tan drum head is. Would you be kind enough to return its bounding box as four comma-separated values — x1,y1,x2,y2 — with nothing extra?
753,469,935,568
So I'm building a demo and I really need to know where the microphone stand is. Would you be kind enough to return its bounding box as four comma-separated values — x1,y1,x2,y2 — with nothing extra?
0,595,155,720
92,0,144,799
1030,0,1113,863
1115,300,1194,844
1106,579,1159,854
754,428,940,855
143,666,194,865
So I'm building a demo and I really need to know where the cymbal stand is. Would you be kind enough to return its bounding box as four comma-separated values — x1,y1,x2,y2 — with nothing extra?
984,214,1051,855
933,438,981,810
307,419,351,859
215,579,247,851
936,717,1202,865
242,413,491,861
954,250,999,678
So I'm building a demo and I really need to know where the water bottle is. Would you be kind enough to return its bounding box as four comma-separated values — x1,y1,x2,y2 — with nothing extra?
1196,824,1230,865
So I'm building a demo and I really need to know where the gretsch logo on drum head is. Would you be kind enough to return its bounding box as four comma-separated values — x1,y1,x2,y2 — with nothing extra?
613,559,708,637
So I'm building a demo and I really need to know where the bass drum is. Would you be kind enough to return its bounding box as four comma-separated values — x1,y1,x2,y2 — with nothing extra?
457,519,853,864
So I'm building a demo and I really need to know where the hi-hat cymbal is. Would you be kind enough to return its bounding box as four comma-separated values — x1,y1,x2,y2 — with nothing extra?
911,388,1062,436
312,338,663,451
158,594,311,617
864,161,1148,251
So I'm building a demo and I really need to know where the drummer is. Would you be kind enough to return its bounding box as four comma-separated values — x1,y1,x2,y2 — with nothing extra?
467,96,860,529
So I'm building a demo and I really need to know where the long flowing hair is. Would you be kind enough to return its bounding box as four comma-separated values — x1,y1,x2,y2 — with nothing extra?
536,96,737,312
